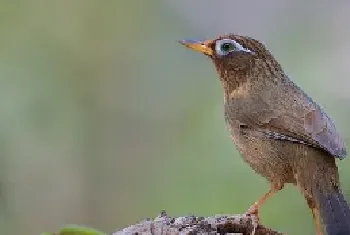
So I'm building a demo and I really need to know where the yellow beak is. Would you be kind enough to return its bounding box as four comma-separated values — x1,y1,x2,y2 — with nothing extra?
178,39,213,56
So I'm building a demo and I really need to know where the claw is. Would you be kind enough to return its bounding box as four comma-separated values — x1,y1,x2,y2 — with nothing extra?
251,216,258,235
246,204,259,216
244,211,259,235
245,204,260,222
243,183,283,234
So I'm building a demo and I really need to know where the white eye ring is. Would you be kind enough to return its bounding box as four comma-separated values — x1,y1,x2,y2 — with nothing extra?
215,39,253,57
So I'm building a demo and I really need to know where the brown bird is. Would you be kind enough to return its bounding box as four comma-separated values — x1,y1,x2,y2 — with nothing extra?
179,34,350,235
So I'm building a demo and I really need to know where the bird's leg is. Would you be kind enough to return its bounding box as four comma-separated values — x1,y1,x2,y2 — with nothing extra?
245,183,283,221
311,208,322,235
306,197,323,235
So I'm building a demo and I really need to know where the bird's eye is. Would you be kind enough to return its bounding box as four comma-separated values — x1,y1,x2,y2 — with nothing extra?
215,39,253,57
221,43,234,52
215,39,237,56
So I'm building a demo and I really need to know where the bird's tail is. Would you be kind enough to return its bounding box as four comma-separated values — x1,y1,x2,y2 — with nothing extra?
314,187,350,235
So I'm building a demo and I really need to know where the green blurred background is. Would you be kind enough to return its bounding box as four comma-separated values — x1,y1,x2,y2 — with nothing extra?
1,1,350,234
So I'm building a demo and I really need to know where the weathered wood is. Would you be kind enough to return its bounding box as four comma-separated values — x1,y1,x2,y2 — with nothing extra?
114,211,283,235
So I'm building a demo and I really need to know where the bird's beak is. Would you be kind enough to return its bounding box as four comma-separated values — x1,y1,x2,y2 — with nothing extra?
178,39,213,56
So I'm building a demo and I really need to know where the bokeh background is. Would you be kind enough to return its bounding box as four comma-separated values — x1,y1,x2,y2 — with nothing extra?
1,1,350,234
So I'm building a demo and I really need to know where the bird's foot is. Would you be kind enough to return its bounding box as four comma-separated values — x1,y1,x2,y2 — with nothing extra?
244,205,260,235
245,204,260,219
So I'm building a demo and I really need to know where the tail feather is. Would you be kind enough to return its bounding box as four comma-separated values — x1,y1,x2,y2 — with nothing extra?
315,188,350,235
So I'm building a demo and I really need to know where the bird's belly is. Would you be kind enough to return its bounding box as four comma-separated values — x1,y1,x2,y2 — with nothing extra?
229,127,295,184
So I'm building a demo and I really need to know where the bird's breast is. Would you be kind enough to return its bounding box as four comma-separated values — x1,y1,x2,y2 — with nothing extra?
225,122,295,184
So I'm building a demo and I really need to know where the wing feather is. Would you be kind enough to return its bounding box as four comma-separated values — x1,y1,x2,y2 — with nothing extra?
247,80,346,159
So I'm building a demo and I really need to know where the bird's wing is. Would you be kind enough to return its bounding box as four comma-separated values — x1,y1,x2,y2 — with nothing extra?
248,81,346,159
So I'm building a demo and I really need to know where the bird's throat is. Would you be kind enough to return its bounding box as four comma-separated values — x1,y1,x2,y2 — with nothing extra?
217,68,251,100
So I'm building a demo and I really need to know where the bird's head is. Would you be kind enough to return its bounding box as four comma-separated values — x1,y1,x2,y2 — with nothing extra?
179,34,283,92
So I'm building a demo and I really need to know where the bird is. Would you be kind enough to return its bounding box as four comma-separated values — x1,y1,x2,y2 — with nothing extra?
179,34,350,235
